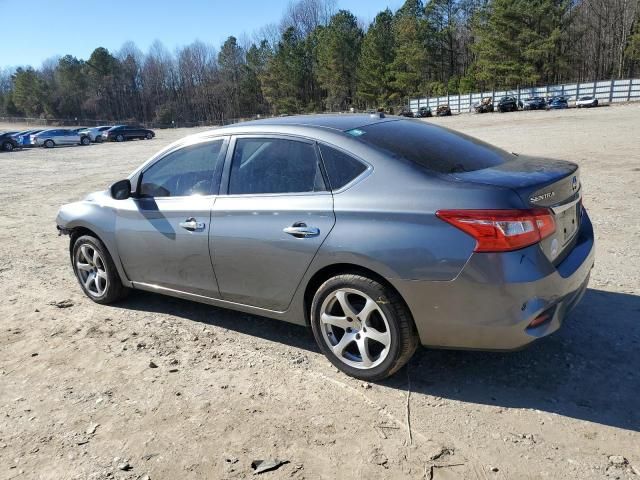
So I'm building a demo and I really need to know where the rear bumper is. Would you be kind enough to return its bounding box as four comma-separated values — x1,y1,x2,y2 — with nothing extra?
393,211,595,350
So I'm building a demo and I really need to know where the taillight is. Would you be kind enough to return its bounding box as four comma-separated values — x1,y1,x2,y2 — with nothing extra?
436,209,555,252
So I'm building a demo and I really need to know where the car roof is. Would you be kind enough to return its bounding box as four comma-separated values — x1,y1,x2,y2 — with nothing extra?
237,113,394,132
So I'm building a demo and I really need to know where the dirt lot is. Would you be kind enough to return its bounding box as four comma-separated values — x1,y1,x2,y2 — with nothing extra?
1,105,639,480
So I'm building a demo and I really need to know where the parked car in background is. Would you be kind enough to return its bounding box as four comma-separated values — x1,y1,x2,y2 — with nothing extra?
14,129,43,147
523,97,547,110
436,105,452,116
0,131,20,152
56,114,594,380
398,107,414,118
576,96,598,108
79,126,113,143
104,125,155,142
474,97,494,113
548,97,569,109
497,96,522,112
33,129,91,148
416,106,432,118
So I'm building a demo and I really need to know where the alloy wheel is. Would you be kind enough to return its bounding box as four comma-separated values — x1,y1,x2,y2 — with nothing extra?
319,288,392,369
75,243,108,297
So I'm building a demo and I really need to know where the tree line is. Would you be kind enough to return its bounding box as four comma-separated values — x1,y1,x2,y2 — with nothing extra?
1,0,639,125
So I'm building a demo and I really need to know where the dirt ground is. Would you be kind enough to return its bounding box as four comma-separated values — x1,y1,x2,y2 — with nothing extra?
1,104,639,480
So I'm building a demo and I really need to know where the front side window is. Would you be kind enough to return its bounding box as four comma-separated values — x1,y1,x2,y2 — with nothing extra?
228,138,326,195
319,144,367,190
139,139,225,197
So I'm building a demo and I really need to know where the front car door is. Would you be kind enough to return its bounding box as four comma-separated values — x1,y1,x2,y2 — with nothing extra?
115,137,228,297
211,135,335,311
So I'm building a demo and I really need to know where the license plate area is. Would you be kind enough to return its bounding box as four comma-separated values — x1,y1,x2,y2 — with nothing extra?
557,204,579,245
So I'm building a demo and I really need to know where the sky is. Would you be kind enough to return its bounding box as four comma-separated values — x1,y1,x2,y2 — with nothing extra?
0,0,404,69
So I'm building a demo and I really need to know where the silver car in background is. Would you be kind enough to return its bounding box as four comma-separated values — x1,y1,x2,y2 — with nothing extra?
33,128,91,148
56,114,595,380
78,126,113,143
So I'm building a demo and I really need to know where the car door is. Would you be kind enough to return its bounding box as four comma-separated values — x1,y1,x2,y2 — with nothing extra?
211,135,335,311
115,137,228,297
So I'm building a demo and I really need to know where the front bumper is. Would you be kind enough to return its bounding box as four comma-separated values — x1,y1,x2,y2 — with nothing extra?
393,211,595,350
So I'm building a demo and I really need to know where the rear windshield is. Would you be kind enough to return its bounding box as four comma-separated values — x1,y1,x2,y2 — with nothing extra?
346,120,513,174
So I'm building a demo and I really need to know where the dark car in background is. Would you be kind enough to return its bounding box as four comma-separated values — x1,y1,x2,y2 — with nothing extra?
104,125,155,142
0,131,20,152
548,97,569,109
523,97,547,110
436,105,452,116
398,107,414,118
416,106,432,118
497,96,522,112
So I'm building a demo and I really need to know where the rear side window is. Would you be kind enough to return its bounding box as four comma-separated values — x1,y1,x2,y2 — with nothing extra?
228,138,326,195
347,120,513,174
319,144,367,190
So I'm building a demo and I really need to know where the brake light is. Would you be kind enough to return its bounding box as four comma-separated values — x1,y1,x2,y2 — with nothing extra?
436,209,555,252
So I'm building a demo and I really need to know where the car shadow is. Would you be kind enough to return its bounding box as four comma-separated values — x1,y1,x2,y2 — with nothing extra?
115,287,639,432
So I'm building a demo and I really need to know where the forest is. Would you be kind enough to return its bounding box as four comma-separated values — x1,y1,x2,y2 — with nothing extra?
1,0,639,125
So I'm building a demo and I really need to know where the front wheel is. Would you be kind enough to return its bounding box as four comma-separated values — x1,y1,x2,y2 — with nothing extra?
310,274,418,381
145,132,153,140
116,134,125,142
44,139,55,148
80,136,90,146
72,235,128,304
2,141,14,151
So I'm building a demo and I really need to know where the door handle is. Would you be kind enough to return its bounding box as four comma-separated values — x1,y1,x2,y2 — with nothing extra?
179,217,205,231
283,222,320,238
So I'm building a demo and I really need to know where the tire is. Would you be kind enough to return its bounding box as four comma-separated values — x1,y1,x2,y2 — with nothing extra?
44,139,55,148
116,134,125,142
71,235,128,304
2,141,14,152
95,136,103,143
80,136,90,146
145,132,153,140
310,274,418,381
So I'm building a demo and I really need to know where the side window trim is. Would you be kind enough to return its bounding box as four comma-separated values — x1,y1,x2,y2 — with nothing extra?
220,134,329,197
316,142,372,193
135,136,229,199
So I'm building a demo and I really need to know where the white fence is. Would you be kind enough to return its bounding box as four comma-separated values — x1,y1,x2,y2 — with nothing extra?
409,78,640,114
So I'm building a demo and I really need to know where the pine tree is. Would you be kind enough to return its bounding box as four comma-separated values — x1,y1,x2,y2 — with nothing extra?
357,9,396,108
315,10,363,110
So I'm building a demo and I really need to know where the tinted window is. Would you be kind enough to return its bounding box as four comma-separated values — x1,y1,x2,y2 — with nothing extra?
347,120,513,174
319,144,367,190
140,139,225,197
229,138,326,194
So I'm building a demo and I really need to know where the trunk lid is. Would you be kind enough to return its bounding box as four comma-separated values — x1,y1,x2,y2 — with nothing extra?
451,156,582,263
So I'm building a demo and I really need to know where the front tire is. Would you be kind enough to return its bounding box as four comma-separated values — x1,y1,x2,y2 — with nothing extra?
310,274,418,381
116,134,125,142
44,139,55,148
145,132,153,140
80,136,90,146
2,141,14,151
72,235,128,304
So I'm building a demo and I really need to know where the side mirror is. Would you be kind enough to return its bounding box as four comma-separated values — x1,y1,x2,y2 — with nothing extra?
110,179,132,200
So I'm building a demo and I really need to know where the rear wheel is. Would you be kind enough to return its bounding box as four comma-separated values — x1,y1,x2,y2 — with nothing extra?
311,274,418,381
72,235,128,304
2,141,14,151
80,136,90,146
44,139,55,148
116,134,125,142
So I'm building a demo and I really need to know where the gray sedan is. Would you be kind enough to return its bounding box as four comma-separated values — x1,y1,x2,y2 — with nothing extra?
33,128,91,148
56,114,594,380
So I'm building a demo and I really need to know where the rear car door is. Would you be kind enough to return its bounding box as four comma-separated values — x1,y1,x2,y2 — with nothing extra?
115,137,228,297
211,136,335,311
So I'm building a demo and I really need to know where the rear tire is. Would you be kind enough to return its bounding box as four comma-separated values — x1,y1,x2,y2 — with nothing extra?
116,134,124,142
310,274,418,381
80,136,90,146
44,139,55,148
72,235,128,304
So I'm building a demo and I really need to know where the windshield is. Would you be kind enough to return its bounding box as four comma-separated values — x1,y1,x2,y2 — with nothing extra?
347,120,514,174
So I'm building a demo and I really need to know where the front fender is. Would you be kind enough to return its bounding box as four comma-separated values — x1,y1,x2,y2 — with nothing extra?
56,193,131,286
